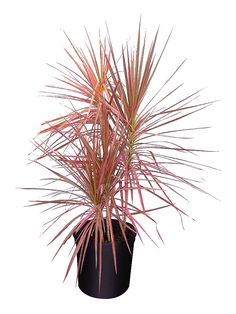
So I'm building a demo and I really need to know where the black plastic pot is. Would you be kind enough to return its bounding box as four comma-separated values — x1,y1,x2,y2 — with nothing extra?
73,219,136,299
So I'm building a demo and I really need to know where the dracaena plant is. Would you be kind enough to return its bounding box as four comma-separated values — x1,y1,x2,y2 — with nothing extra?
28,22,216,282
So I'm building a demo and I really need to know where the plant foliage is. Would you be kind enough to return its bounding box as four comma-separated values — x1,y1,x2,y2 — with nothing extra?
27,21,216,284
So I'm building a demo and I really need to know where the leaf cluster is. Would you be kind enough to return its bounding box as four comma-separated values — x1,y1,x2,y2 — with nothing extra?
27,21,215,282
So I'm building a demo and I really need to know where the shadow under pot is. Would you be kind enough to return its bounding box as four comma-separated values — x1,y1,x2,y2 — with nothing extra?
73,219,136,299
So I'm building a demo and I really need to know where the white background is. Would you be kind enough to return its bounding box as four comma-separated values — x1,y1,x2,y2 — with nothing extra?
0,0,235,313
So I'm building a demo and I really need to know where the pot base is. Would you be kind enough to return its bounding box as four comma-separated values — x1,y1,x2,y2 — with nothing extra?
74,219,136,299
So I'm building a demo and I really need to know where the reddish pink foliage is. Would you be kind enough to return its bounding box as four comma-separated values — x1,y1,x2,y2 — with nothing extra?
27,21,216,282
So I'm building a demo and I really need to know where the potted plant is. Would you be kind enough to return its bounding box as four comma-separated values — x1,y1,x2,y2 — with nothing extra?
27,22,215,299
